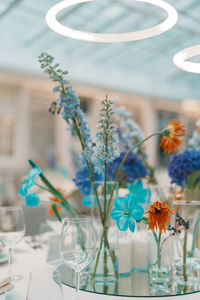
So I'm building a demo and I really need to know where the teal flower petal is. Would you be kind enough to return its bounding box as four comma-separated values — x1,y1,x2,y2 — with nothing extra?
131,204,144,220
29,166,42,178
116,216,129,231
128,182,151,205
128,217,135,233
114,197,126,211
110,208,123,220
82,195,97,207
18,166,42,198
18,183,28,196
127,194,138,210
25,193,40,207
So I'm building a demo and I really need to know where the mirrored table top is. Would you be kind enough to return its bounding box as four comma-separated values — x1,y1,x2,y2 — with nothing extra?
58,264,200,298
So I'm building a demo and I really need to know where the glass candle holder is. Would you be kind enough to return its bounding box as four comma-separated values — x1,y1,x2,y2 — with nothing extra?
148,230,174,296
173,200,200,294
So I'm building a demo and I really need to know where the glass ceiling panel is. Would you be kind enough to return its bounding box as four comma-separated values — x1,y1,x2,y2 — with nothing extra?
0,0,199,100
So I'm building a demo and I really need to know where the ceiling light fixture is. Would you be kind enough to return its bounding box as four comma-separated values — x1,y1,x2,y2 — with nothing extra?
173,45,200,74
46,0,178,43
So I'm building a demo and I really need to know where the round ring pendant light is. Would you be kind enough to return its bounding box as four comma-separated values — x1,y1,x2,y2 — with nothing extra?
46,0,178,43
173,45,200,74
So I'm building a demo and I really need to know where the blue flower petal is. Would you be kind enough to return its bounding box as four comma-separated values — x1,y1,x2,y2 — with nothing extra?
131,204,144,220
116,216,129,231
128,218,136,232
25,193,40,207
110,209,123,221
114,197,127,211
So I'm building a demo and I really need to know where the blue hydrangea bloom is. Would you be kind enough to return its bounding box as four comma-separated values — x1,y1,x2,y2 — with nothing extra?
108,152,148,183
168,149,200,186
128,181,151,205
25,193,40,207
19,166,42,196
82,195,97,207
73,166,103,195
110,194,144,232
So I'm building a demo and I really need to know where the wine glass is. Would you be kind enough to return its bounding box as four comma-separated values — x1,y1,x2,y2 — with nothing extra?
0,206,25,280
26,267,63,300
60,217,96,297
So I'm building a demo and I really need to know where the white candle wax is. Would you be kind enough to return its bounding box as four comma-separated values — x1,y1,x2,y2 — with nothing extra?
132,272,149,296
131,231,149,270
119,234,132,274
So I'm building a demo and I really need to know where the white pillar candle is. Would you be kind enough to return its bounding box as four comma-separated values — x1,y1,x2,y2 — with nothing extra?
118,233,132,294
119,234,132,274
131,231,150,270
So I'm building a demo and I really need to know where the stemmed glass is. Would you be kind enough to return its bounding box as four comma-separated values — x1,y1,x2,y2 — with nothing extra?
0,206,25,280
60,217,96,297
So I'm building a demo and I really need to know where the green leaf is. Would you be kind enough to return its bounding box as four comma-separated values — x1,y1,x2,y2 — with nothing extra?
28,159,75,217
52,204,62,222
187,169,200,190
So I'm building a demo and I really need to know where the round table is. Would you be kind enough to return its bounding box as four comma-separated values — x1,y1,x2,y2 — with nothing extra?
59,264,200,300
0,243,200,300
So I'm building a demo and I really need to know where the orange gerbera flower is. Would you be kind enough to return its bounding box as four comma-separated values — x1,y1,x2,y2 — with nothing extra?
160,119,186,154
145,201,175,234
47,188,71,216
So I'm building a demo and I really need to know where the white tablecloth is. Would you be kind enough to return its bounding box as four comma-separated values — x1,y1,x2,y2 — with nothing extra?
0,243,200,300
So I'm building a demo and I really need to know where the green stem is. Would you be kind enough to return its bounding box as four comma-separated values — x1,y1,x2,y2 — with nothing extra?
157,233,161,269
72,118,104,223
183,228,188,283
35,183,52,193
189,212,200,257
29,160,75,217
105,131,162,224
52,204,62,222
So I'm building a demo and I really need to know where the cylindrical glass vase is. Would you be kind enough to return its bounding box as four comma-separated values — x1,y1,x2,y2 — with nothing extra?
173,200,200,294
148,230,174,296
149,185,175,207
90,181,119,289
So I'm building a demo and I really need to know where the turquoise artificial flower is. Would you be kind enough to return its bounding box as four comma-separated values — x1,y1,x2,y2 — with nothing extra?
110,194,144,232
82,195,97,208
18,166,42,196
25,193,40,207
128,181,151,205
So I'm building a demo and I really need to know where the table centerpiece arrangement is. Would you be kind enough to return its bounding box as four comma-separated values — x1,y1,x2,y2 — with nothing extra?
167,120,200,294
18,52,200,297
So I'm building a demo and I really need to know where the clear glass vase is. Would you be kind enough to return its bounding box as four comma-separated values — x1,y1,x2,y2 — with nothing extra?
148,230,173,296
90,181,119,289
173,199,200,294
150,185,175,207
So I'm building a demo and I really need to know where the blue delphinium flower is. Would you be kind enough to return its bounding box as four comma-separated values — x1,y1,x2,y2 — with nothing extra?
19,166,42,196
82,195,97,207
93,97,120,175
114,106,144,150
168,149,200,186
108,152,148,183
38,53,93,164
73,166,103,195
25,193,40,207
128,181,151,205
110,194,144,232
